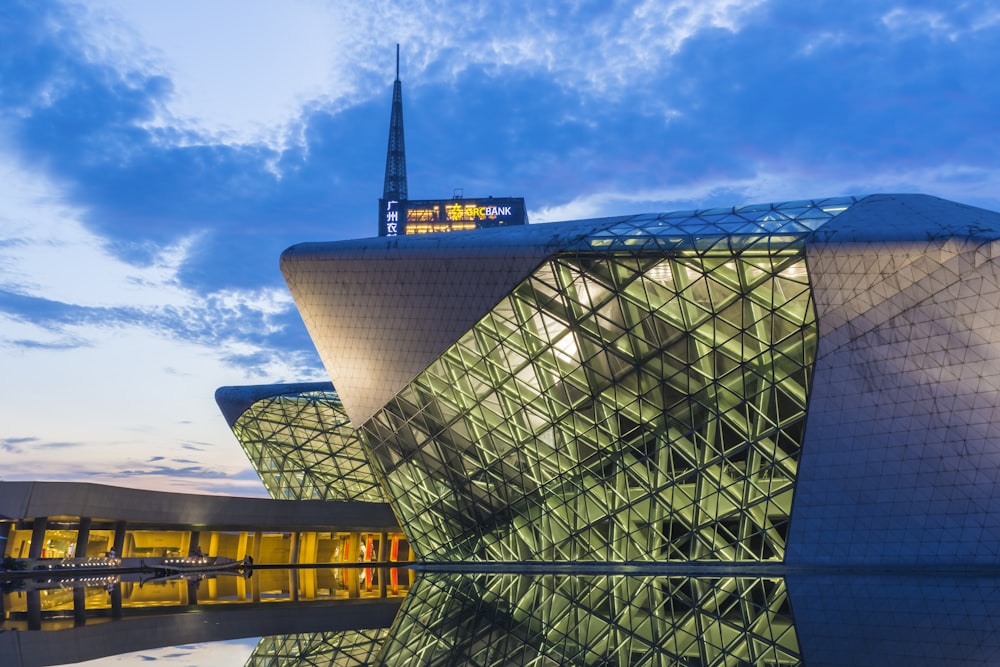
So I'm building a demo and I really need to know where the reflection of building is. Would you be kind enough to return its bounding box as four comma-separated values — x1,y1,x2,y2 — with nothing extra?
380,573,800,666
216,382,387,503
247,629,390,667
283,194,1000,566
0,573,405,664
376,46,526,236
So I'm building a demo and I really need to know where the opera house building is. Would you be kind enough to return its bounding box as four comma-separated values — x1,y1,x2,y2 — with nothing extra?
274,193,1000,566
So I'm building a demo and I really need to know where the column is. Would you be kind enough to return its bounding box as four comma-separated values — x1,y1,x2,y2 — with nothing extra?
27,590,41,630
76,518,92,559
28,518,48,559
73,587,87,626
377,532,389,562
251,531,262,564
189,530,201,557
110,585,122,618
112,521,126,558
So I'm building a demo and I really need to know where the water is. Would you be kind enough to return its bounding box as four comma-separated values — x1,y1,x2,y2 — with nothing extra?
4,567,1000,666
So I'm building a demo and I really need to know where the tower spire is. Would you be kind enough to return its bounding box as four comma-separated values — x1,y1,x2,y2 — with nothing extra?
382,44,407,201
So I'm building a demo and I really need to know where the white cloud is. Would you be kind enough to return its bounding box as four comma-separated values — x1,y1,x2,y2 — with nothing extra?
531,162,1000,223
0,153,322,495
881,4,1000,41
62,0,770,147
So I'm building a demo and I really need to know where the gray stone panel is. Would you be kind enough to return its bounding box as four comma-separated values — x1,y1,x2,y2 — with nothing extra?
0,481,398,532
280,221,608,425
789,197,1000,565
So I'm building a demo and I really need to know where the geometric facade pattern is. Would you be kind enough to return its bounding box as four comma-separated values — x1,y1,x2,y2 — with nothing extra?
376,573,801,666
363,240,819,562
216,383,387,503
282,193,1000,565
247,629,389,667
790,198,1000,565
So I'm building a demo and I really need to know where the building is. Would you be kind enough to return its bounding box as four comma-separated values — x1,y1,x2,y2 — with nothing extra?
281,193,1000,566
0,481,398,564
376,45,526,236
215,382,387,504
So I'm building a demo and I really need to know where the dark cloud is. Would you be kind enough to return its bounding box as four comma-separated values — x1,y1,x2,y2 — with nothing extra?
35,441,85,449
0,437,87,452
0,437,37,454
106,465,224,480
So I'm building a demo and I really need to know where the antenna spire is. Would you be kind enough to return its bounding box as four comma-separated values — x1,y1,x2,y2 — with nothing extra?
382,45,407,201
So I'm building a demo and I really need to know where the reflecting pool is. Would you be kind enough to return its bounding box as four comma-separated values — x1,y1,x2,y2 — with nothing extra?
4,568,1000,666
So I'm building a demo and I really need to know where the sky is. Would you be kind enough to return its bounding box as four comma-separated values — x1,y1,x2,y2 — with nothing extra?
1,0,999,498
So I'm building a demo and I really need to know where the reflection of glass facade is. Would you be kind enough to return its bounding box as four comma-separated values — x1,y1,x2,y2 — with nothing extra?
378,574,801,666
222,387,386,503
361,201,844,562
247,629,389,667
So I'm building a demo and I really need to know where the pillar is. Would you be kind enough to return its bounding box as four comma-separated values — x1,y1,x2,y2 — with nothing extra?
208,532,220,557
73,587,86,626
112,521,126,558
251,531,262,564
110,585,122,618
377,532,389,562
28,518,48,559
189,530,201,557
76,518,92,560
346,567,360,599
27,590,41,630
0,522,12,558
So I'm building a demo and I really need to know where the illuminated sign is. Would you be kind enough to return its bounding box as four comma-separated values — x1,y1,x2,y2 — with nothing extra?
384,200,399,236
445,203,514,222
379,197,527,236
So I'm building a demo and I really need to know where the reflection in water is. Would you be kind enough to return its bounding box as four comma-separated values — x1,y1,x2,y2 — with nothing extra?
2,566,411,631
377,574,801,666
6,571,1000,666
248,629,389,666
0,567,409,667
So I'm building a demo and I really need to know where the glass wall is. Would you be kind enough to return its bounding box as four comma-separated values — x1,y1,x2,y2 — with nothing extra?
2,521,409,566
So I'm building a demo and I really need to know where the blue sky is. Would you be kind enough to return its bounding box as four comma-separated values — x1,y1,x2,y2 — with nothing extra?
1,0,999,496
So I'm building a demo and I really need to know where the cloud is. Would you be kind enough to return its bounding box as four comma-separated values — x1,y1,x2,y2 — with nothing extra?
60,0,771,149
0,154,325,495
881,3,1000,40
531,163,1000,223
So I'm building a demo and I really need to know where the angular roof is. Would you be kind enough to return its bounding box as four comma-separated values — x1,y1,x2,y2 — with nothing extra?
281,194,1000,426
215,381,334,428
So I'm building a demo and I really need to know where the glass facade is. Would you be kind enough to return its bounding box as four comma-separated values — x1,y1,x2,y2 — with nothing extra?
378,573,801,666
230,390,387,503
360,199,854,562
247,629,390,667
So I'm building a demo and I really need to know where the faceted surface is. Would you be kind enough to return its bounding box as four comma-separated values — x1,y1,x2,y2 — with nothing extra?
358,199,852,562
378,574,801,666
247,629,388,667
217,383,386,503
